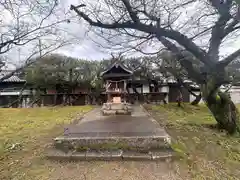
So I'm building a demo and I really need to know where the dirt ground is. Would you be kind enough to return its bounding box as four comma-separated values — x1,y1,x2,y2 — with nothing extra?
38,160,181,180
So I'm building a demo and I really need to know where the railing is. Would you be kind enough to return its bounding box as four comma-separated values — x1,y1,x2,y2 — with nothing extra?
106,88,125,93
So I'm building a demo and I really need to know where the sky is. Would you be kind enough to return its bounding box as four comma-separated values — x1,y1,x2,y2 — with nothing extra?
1,0,114,65
2,0,240,66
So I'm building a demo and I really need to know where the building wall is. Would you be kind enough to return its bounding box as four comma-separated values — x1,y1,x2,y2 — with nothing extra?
159,86,169,93
189,91,204,104
128,87,143,93
0,95,31,107
142,84,149,93
129,85,169,94
188,87,240,104
0,90,31,96
226,86,240,104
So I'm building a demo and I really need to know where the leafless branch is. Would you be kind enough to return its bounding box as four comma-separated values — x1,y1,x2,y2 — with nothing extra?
71,3,212,67
0,40,69,82
218,48,240,67
0,0,70,54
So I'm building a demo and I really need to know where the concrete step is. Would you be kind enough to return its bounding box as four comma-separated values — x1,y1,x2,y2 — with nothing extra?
46,149,174,161
53,133,171,153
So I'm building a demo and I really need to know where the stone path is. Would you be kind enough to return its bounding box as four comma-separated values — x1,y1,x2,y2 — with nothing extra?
63,105,168,137
48,105,172,161
45,105,181,179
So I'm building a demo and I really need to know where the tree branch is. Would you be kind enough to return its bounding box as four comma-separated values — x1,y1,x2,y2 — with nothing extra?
208,0,233,61
223,19,240,36
157,37,204,83
0,41,68,82
71,5,135,29
121,0,139,23
71,4,212,67
217,48,240,67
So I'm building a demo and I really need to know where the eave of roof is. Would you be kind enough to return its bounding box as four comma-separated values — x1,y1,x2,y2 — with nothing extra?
102,73,132,78
100,62,133,76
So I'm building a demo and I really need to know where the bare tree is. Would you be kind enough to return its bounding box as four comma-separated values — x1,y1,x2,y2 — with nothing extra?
0,0,72,81
71,0,240,134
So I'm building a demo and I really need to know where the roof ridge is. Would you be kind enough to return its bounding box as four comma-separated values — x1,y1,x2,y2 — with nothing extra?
100,60,133,76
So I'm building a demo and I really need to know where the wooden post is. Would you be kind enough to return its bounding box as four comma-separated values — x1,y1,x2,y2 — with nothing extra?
124,80,126,103
107,93,111,102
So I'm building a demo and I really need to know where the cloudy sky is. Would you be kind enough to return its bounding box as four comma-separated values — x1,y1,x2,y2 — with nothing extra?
2,0,114,65
2,0,240,66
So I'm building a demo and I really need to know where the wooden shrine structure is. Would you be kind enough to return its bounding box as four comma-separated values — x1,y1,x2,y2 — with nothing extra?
100,61,133,115
101,61,133,103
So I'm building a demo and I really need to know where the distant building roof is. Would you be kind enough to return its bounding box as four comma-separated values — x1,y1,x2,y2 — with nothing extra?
0,71,26,83
0,62,26,83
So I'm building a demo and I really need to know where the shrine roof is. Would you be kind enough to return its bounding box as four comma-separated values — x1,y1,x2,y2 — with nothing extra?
100,61,133,77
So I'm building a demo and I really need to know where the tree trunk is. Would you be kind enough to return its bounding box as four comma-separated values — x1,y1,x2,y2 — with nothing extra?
132,84,140,101
201,78,240,134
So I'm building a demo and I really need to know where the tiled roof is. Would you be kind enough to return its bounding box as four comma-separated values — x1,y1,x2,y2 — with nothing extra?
100,61,133,76
0,71,26,83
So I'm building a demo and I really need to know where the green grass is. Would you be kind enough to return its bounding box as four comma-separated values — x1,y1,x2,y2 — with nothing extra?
0,106,92,180
146,103,240,179
1,104,240,179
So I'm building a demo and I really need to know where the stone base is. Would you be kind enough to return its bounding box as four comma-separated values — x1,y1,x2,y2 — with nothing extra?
54,134,171,153
101,103,132,116
46,149,173,161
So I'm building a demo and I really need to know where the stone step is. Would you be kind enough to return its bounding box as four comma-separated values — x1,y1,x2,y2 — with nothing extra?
53,133,171,153
46,149,174,161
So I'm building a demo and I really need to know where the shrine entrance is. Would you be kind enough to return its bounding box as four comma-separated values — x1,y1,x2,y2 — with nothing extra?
100,61,133,115
106,80,127,103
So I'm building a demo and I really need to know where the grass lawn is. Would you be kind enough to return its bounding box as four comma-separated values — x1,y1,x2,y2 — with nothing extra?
1,104,240,180
145,103,240,179
0,106,92,180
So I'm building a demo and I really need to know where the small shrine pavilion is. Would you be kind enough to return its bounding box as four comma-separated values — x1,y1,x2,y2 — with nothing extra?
100,61,133,104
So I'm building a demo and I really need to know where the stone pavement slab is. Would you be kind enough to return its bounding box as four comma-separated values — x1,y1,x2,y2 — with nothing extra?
48,105,173,161
62,105,168,138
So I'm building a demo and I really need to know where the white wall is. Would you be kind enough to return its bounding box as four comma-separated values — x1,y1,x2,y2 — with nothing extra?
159,86,169,93
189,91,204,103
142,84,149,93
128,85,147,93
128,88,134,93
137,87,142,93
0,90,31,96
228,86,240,104
129,85,170,94
189,87,240,104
